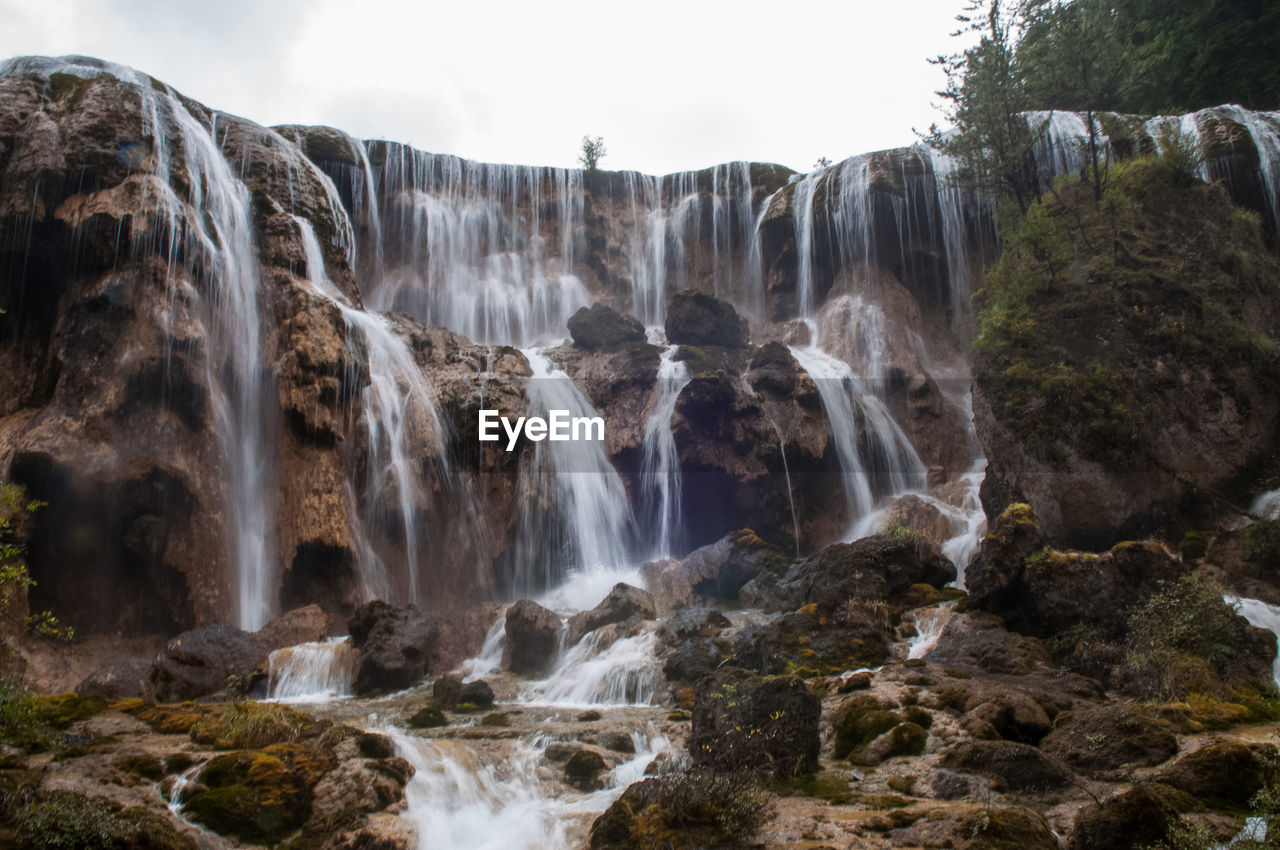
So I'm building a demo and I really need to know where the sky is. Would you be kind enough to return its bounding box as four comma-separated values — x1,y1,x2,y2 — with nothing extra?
0,0,970,175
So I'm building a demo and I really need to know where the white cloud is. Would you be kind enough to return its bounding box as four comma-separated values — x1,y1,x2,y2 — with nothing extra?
0,0,967,173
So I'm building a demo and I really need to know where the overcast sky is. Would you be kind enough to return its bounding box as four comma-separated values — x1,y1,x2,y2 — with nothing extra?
0,0,970,175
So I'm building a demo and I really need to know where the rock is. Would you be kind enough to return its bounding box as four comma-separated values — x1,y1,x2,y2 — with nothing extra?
347,601,440,695
739,533,955,615
657,607,731,644
664,290,749,347
959,805,1059,850
661,636,727,684
576,710,602,722
691,667,820,777
564,749,609,791
938,740,1073,792
1154,740,1271,807
566,583,656,645
253,604,328,653
961,690,1053,745
76,660,152,700
567,303,645,350
641,530,789,615
922,611,1051,676
602,731,635,754
1040,704,1178,775
968,506,1185,639
730,608,892,676
859,722,928,764
747,342,800,396
832,695,901,761
149,625,267,702
502,599,562,676
1068,786,1181,850
408,705,446,728
432,674,463,708
459,679,495,708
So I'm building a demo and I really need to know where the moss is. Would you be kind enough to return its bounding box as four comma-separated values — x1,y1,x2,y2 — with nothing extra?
880,722,928,759
974,159,1280,468
780,769,855,804
188,702,326,749
127,702,218,735
34,693,107,729
1182,692,1252,729
9,789,195,850
886,775,917,795
113,753,164,781
184,742,332,844
832,695,899,760
672,345,728,378
902,705,933,730
408,705,447,729
962,805,1059,850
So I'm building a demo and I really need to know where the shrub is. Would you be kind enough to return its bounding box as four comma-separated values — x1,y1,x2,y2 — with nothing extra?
1124,575,1251,700
0,678,54,752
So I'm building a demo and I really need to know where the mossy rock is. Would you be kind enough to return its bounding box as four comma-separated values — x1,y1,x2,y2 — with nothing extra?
188,702,327,749
127,702,220,735
564,749,609,791
831,695,899,760
407,705,447,729
10,789,196,850
113,753,165,781
962,804,1059,850
35,693,108,728
859,722,928,765
479,712,510,727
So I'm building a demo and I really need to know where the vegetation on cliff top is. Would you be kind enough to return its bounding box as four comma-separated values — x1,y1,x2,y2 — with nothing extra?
974,155,1280,466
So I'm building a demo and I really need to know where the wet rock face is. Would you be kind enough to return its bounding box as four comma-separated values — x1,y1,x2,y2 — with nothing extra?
566,583,656,645
567,303,645,350
502,599,562,676
347,600,440,695
690,667,821,778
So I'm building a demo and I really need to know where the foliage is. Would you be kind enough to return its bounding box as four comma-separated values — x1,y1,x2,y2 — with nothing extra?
188,702,323,750
0,677,55,752
1124,574,1252,700
0,483,69,643
974,157,1280,466
579,135,607,171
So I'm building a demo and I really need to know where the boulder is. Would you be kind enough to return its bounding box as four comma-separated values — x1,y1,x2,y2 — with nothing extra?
729,608,892,676
656,607,732,644
664,290,749,347
459,679,495,708
502,600,562,676
1040,704,1178,775
691,667,820,777
641,529,789,615
1068,786,1181,850
747,342,800,396
149,625,267,702
432,674,463,708
938,740,1072,792
968,505,1185,640
961,690,1053,745
564,748,609,791
566,584,656,645
739,533,955,615
959,806,1059,850
567,303,645,350
76,659,152,700
1154,740,1272,807
253,604,329,653
347,601,440,695
922,611,1051,676
657,607,732,684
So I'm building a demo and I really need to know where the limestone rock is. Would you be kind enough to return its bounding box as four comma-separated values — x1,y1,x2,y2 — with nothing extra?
347,601,440,695
567,303,645,350
502,599,562,676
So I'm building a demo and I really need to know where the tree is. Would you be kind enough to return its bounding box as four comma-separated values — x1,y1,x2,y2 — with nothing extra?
579,135,607,171
926,0,1043,217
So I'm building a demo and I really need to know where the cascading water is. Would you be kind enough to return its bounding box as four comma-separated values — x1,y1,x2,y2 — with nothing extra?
266,637,355,702
294,217,453,605
638,346,693,560
523,630,661,708
1227,595,1280,692
512,351,635,586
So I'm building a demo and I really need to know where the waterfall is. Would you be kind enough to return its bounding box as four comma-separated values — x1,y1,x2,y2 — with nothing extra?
638,346,692,560
789,318,927,535
791,167,825,318
1251,488,1280,520
513,351,635,585
364,149,588,346
1227,595,1280,692
266,637,355,702
1219,107,1280,237
907,604,955,660
295,217,448,605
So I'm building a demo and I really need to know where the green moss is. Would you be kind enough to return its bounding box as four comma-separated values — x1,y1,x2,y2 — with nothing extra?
780,768,855,804
35,693,108,729
10,790,195,850
672,345,727,378
974,159,1280,467
188,702,325,749
831,695,900,760
113,753,164,781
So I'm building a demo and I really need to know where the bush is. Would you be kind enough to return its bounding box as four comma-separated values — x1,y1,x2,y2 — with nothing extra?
1124,575,1252,700
0,678,54,752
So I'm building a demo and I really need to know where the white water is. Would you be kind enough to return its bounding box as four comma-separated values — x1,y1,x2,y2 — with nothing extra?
638,346,693,560
388,727,672,850
907,604,955,660
1228,595,1280,692
523,630,661,708
1251,488,1280,520
515,351,635,583
789,319,927,533
266,637,355,702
